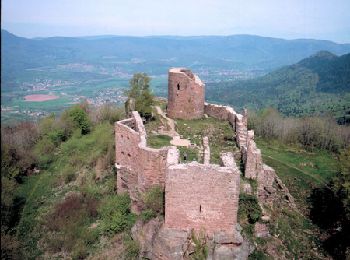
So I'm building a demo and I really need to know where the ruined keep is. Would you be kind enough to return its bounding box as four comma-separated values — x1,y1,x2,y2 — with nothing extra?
167,68,205,119
115,68,288,259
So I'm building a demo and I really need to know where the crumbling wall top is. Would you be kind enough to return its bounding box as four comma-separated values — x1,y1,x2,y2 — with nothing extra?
169,67,204,86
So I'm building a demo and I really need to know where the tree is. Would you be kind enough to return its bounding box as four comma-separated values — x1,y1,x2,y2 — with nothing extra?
126,73,154,119
61,105,92,135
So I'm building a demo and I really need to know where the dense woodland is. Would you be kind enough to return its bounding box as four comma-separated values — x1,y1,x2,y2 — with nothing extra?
207,51,350,123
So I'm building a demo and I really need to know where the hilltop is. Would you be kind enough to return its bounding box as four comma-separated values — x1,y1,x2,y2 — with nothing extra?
207,51,350,122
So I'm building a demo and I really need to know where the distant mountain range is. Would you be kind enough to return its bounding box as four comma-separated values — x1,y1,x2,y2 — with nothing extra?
206,51,350,123
2,30,350,123
2,29,350,77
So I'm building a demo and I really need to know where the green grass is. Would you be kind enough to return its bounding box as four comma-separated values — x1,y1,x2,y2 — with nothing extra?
178,146,199,163
176,117,237,164
256,138,338,213
241,138,338,259
15,123,116,258
147,134,171,148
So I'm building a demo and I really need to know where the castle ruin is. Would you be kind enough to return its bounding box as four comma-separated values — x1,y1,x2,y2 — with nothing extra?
167,68,205,119
115,68,284,259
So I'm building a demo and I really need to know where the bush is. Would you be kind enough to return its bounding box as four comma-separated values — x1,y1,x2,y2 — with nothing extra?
91,104,125,124
238,194,262,224
45,193,99,254
142,186,164,215
248,108,350,153
98,194,136,235
61,105,92,135
46,193,97,232
140,209,157,222
33,136,56,167
190,229,208,260
248,250,270,260
123,234,140,260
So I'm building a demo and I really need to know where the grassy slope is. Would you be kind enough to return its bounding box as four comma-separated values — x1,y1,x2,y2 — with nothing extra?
252,138,340,259
256,138,338,213
16,123,117,258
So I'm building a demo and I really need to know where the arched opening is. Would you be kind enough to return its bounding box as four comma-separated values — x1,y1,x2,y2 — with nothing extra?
177,83,180,90
199,205,202,213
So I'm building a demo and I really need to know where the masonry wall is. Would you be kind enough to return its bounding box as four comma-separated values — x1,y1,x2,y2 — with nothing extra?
245,130,263,179
165,162,240,236
167,68,205,119
204,103,236,126
115,112,172,212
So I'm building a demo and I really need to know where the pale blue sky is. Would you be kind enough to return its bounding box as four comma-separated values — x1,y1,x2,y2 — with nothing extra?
2,0,350,43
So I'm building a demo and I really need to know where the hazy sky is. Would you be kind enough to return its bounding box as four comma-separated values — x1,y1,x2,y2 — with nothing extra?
2,0,350,43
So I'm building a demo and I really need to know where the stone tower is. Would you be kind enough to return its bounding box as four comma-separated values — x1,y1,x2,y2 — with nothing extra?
167,68,205,119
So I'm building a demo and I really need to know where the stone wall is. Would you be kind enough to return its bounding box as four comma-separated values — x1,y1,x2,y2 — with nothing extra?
165,162,240,236
257,164,277,204
115,111,174,212
167,68,205,119
244,130,263,180
204,103,236,125
236,114,248,148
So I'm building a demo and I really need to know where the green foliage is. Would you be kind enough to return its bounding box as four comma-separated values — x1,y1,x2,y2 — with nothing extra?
239,194,262,224
122,233,140,260
257,139,339,212
98,194,136,235
207,52,350,120
61,105,92,135
33,136,56,167
270,208,319,259
175,117,236,163
308,148,350,259
248,250,271,260
14,117,115,258
44,193,99,255
140,209,157,222
142,185,164,215
335,148,350,219
249,108,350,153
92,103,125,124
190,230,208,260
126,73,154,118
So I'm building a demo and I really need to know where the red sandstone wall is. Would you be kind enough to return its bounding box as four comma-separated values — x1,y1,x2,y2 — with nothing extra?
204,103,236,125
167,69,205,119
115,114,170,213
165,162,240,236
245,130,263,179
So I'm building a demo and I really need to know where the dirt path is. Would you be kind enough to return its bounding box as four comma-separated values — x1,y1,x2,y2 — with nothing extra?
155,106,191,147
155,106,178,137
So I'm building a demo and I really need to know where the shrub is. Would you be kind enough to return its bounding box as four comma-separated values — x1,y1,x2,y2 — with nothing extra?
45,193,99,254
123,234,140,260
238,194,262,224
46,193,97,232
33,136,56,167
140,209,157,222
190,229,208,260
248,250,270,260
98,194,136,235
142,186,164,215
92,104,125,124
61,105,92,135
